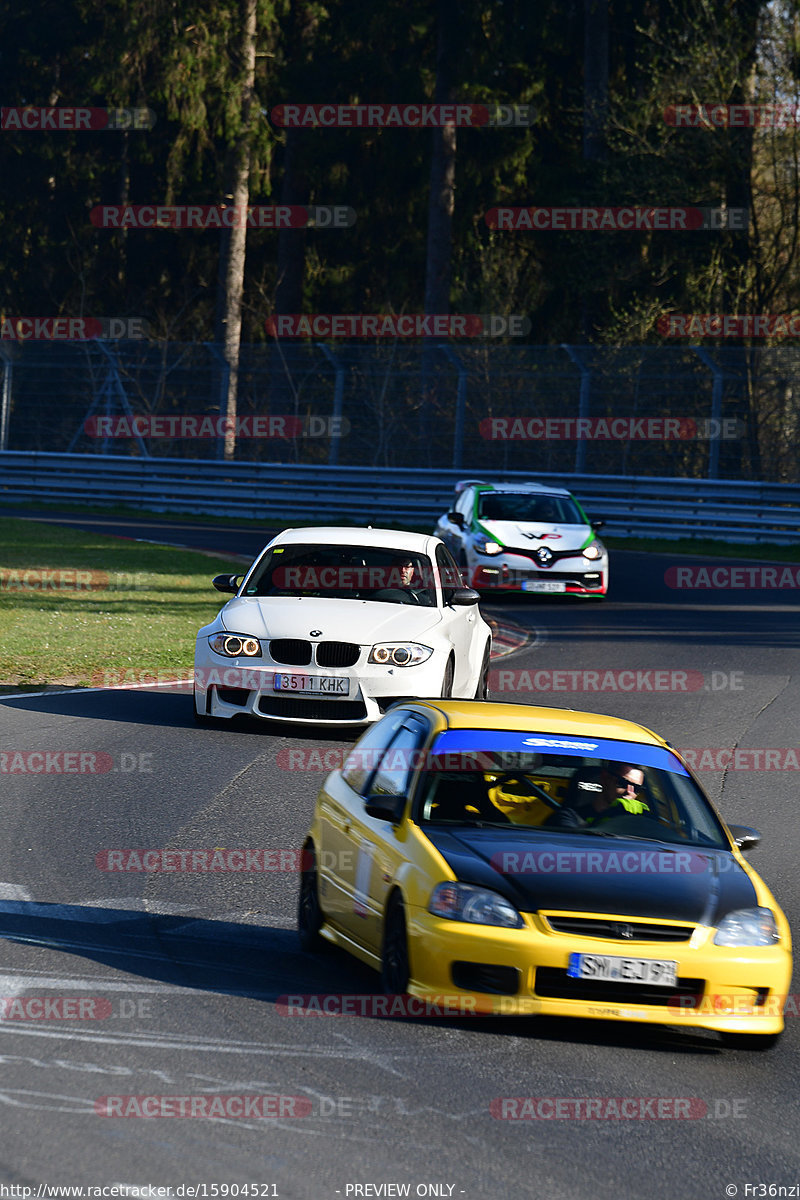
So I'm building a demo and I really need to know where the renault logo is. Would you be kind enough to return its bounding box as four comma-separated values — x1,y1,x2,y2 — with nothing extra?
536,547,553,566
617,924,635,939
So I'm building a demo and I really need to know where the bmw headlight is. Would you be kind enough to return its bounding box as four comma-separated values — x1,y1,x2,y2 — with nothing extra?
428,882,523,928
472,534,503,556
582,540,605,561
368,642,433,667
209,633,262,658
713,906,779,946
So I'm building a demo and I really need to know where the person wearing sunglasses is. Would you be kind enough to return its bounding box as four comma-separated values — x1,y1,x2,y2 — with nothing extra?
548,759,649,828
590,762,649,819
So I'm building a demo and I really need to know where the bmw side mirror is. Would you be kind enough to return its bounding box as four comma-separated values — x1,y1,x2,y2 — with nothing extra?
212,574,242,594
448,511,465,528
728,824,761,852
448,587,480,606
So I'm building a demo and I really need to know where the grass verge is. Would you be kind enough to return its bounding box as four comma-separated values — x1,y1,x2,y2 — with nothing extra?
0,517,243,689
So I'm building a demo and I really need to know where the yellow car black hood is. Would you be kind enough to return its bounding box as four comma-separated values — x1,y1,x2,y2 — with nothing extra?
422,826,758,924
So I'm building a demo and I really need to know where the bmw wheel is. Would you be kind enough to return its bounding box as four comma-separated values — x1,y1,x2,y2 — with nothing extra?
474,643,491,700
441,657,454,699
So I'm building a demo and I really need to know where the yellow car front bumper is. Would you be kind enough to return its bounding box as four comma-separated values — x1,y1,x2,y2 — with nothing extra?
406,906,792,1034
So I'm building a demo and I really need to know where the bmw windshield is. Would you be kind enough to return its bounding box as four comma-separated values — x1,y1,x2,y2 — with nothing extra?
244,544,437,606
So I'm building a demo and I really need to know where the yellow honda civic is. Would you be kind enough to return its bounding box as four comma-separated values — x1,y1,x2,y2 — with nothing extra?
298,700,792,1048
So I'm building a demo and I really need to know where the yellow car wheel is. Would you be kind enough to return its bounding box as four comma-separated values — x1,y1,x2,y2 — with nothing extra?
381,894,410,994
298,841,325,953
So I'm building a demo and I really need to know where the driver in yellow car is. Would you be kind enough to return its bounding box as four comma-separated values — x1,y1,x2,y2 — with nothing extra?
575,761,649,821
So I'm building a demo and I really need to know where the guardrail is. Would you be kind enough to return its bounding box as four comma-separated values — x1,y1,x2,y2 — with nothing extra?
1,451,799,543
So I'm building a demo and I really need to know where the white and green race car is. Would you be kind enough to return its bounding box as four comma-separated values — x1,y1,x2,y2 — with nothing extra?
435,479,608,597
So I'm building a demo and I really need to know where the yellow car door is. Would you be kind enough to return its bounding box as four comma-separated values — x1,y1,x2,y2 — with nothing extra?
334,713,431,952
315,708,408,927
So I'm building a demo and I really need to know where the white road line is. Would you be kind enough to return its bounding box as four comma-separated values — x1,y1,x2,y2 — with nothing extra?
0,884,32,901
0,972,180,994
0,681,192,699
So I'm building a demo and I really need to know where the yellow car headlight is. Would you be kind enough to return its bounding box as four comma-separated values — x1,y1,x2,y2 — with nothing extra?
714,906,779,946
428,882,523,928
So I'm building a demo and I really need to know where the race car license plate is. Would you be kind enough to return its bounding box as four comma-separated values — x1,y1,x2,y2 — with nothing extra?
273,673,349,695
567,953,677,987
522,580,566,593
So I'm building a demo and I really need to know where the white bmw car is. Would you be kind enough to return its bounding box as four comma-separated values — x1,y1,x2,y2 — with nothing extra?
435,479,609,597
193,527,492,726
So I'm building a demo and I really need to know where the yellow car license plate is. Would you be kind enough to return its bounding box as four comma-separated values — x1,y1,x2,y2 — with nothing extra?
568,953,677,987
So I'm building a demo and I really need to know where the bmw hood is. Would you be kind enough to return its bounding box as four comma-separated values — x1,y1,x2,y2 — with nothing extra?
476,520,593,554
220,596,443,643
423,827,758,925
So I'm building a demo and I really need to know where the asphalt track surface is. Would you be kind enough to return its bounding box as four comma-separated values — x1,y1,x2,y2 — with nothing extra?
1,509,799,1196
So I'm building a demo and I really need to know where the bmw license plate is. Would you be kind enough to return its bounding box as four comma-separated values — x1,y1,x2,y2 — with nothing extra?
567,953,677,987
522,580,566,593
273,673,349,695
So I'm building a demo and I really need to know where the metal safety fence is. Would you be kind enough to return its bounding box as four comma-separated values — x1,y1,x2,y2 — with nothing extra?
1,453,799,543
1,342,799,482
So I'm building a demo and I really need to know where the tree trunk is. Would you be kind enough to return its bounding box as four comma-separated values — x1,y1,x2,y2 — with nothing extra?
420,0,458,462
583,0,608,161
218,0,258,461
